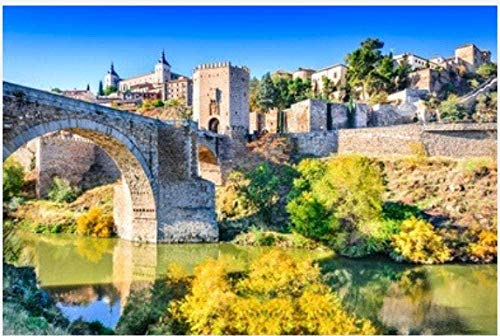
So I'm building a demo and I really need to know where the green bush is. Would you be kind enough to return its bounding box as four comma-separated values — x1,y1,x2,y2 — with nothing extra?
474,92,497,123
152,99,165,107
382,201,422,221
241,163,297,223
476,62,497,78
287,191,333,240
314,154,385,226
287,155,387,257
47,177,79,203
438,94,468,121
3,157,25,202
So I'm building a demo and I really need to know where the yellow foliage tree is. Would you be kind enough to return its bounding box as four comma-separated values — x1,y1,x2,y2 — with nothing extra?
76,207,114,238
391,217,451,264
172,249,376,335
468,229,497,263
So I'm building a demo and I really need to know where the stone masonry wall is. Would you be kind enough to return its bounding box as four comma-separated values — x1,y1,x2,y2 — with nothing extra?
286,100,310,133
289,131,338,157
34,133,120,196
338,123,497,158
36,135,97,196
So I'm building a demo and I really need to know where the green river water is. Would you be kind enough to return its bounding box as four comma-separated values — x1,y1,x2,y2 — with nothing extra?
4,231,497,334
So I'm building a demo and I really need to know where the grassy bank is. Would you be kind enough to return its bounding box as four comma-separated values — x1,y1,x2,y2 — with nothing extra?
6,183,114,235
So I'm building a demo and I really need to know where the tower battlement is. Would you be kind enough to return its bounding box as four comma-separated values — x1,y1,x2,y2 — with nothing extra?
194,62,249,73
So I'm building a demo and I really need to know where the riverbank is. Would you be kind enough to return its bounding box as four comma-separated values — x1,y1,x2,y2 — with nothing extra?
4,230,497,335
5,182,114,235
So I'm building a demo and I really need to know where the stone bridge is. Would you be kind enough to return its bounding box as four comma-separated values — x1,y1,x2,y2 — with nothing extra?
3,81,222,243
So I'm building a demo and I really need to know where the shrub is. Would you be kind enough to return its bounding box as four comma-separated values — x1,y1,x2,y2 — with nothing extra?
368,91,389,105
391,217,451,264
3,157,25,201
172,250,376,335
216,171,256,220
47,177,79,203
287,155,386,257
287,191,333,240
467,229,497,263
241,163,296,223
438,94,468,121
76,207,115,238
474,92,497,123
152,99,165,108
382,201,422,221
476,62,497,78
314,154,385,226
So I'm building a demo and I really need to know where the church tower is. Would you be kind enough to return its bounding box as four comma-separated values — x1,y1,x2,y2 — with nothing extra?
104,62,120,89
155,50,171,84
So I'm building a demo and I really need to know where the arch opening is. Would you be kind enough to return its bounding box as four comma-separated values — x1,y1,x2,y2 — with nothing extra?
197,145,222,185
3,120,158,242
208,118,220,133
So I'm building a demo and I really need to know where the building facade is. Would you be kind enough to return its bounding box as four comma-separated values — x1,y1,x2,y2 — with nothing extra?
454,44,492,73
103,51,193,105
192,62,250,136
311,64,348,94
293,67,315,81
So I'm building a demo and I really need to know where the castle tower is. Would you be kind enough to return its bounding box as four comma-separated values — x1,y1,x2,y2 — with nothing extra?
155,50,171,84
104,62,120,89
192,62,250,137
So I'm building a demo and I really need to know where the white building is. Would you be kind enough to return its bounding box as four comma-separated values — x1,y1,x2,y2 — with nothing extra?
393,53,439,71
311,64,348,93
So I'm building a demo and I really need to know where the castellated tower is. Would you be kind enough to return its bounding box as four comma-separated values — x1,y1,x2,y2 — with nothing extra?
193,62,250,136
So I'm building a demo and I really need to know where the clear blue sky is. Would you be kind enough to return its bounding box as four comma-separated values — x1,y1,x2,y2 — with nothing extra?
3,6,497,92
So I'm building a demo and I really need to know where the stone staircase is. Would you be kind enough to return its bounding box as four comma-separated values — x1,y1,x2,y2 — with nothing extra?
459,76,497,109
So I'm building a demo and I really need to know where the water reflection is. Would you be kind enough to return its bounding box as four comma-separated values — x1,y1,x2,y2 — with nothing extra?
4,231,497,334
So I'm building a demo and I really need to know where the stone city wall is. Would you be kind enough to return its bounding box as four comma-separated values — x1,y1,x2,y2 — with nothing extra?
289,131,339,157
338,123,497,158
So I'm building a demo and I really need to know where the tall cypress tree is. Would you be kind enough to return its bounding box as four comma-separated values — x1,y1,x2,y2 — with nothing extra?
98,81,104,96
257,72,277,112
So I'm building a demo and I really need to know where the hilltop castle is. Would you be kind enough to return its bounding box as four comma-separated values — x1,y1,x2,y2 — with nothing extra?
103,51,193,105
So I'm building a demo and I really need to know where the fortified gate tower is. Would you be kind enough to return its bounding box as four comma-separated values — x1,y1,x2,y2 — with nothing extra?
192,62,250,137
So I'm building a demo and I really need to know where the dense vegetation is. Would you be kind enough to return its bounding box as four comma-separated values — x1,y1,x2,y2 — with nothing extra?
224,154,497,264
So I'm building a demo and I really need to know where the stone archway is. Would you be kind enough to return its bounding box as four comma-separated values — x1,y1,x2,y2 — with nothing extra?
208,118,220,133
198,145,222,185
3,119,158,242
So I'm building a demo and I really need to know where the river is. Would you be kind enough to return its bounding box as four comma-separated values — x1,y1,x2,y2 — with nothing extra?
4,231,497,334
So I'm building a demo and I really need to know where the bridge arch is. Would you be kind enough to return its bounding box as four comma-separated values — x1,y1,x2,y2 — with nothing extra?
3,118,158,242
4,82,218,243
198,144,222,185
